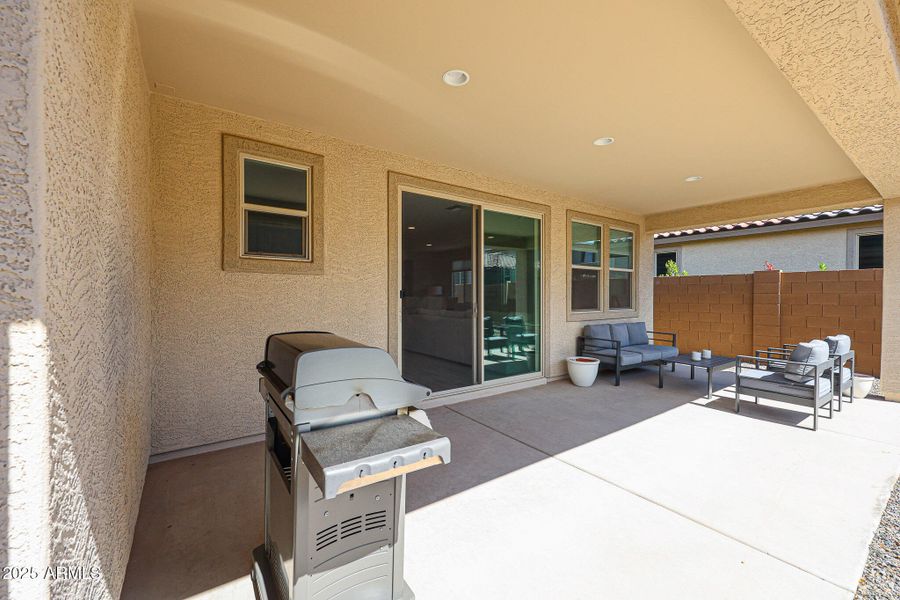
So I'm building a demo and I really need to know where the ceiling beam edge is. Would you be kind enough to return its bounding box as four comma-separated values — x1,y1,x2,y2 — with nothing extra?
645,178,881,233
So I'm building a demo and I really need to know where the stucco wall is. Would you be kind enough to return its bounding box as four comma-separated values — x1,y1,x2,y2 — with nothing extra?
2,1,153,599
150,95,651,454
883,199,899,400
657,225,882,275
1,2,48,599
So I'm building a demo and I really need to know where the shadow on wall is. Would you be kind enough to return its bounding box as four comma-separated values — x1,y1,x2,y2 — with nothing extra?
38,2,155,599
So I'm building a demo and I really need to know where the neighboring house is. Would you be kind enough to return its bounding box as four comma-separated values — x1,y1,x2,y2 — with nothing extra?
654,206,884,276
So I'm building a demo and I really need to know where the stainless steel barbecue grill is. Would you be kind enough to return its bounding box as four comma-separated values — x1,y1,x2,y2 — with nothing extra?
251,332,451,600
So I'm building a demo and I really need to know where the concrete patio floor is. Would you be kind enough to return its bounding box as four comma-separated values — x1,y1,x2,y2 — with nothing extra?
122,366,900,599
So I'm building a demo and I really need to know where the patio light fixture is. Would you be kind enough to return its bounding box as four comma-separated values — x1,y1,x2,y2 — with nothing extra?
442,69,470,86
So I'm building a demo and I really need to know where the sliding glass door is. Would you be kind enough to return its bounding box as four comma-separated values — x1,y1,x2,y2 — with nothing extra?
401,192,477,391
482,210,541,381
400,191,542,393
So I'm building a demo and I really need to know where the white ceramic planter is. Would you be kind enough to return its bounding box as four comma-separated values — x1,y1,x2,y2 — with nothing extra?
567,356,600,387
845,374,875,398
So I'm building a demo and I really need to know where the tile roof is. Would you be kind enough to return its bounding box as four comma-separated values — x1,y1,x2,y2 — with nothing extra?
654,205,883,240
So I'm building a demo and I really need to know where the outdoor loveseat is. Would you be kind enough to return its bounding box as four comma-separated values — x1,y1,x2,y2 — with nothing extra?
577,322,678,386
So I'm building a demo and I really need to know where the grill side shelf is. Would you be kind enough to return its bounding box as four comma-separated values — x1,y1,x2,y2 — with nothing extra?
301,415,451,499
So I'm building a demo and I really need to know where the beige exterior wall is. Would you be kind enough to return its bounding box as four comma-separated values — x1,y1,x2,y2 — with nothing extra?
882,199,899,400
1,1,153,599
1,2,47,599
658,224,882,276
150,95,652,455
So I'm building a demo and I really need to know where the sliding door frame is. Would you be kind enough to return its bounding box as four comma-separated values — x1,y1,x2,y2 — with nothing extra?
388,172,551,398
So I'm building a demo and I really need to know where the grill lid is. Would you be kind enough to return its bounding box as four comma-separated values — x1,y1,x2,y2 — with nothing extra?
258,332,431,411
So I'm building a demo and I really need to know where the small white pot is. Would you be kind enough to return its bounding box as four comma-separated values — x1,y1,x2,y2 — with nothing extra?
845,374,875,398
691,351,702,361
567,357,600,387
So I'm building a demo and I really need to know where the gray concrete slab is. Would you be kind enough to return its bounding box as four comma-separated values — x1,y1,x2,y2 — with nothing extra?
122,366,900,599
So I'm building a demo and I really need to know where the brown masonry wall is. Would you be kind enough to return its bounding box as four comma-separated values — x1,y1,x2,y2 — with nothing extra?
654,269,883,376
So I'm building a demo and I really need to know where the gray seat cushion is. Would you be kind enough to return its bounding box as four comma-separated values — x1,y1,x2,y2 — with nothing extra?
784,340,829,382
836,367,852,384
738,367,832,399
626,322,649,346
825,334,851,356
583,348,644,366
625,343,678,361
583,324,613,349
625,344,662,361
609,323,630,346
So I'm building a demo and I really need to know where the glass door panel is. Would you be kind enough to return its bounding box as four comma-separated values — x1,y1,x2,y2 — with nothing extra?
401,192,477,392
483,210,541,381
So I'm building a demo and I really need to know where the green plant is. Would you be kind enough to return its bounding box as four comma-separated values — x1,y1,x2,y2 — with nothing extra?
818,262,828,271
664,259,688,277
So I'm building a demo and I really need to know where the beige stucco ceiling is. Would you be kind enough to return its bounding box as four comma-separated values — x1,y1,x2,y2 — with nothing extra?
135,0,863,214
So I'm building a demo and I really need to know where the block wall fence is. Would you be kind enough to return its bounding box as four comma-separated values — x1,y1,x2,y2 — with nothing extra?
654,269,883,377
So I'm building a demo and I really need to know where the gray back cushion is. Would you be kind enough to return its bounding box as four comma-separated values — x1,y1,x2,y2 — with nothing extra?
626,322,649,346
784,340,829,382
609,323,631,346
825,334,851,356
584,324,613,349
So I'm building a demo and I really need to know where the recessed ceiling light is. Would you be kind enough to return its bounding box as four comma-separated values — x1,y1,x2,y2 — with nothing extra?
425,243,433,247
407,226,416,230
684,175,703,182
442,69,470,87
593,137,615,146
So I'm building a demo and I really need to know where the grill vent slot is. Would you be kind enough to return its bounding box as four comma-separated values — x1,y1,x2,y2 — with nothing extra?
340,516,363,539
365,510,387,531
315,524,338,551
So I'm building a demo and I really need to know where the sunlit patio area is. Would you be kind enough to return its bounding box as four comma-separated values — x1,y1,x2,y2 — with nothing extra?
122,368,900,600
6,2,900,599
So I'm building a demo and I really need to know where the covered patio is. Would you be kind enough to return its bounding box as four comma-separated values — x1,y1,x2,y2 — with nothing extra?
5,1,900,599
122,368,900,599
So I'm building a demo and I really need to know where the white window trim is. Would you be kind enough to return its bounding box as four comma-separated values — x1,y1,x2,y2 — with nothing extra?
571,219,603,312
239,152,312,262
654,247,682,276
846,226,883,269
567,210,640,321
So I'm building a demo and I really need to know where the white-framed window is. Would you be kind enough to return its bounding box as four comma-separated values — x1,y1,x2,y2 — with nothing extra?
222,134,324,275
567,211,639,320
654,247,682,276
608,228,634,309
570,221,603,311
240,154,311,260
847,226,883,269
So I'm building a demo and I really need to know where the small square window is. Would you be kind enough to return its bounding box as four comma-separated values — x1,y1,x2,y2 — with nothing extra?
241,156,309,259
222,135,324,274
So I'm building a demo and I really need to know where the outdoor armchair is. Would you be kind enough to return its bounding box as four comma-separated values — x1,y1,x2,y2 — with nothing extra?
735,348,838,431
757,334,855,410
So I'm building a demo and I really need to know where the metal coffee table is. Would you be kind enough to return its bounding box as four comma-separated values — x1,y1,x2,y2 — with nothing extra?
664,354,735,399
